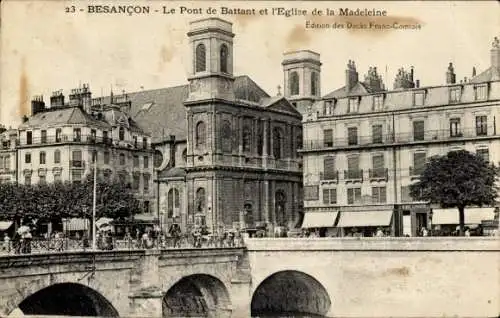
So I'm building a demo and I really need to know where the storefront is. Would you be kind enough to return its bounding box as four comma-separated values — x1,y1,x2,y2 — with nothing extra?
431,207,496,236
337,210,393,237
301,210,339,237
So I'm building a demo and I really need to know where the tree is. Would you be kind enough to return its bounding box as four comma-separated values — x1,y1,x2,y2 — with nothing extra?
410,150,498,236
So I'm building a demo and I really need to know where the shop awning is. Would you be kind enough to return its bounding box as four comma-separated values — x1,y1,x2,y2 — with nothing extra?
96,217,114,228
62,218,90,231
302,212,339,228
0,221,13,231
134,213,158,223
337,210,393,228
432,208,496,225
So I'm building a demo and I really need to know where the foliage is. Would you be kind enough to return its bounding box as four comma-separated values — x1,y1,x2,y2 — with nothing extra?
0,177,141,222
410,150,498,235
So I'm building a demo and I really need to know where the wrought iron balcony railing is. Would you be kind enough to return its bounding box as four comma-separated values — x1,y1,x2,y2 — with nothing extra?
369,168,389,181
320,170,339,182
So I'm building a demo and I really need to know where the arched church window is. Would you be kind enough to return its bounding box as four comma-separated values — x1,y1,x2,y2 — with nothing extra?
195,44,206,72
273,127,283,159
221,120,232,152
195,188,206,213
289,71,299,96
220,44,228,73
119,127,125,141
243,126,251,153
311,72,318,96
167,188,180,218
196,121,206,147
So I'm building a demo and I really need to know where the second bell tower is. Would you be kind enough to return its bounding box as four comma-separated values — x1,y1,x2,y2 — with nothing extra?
186,18,235,101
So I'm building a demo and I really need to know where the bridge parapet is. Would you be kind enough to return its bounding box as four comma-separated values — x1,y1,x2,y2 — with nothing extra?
245,237,500,251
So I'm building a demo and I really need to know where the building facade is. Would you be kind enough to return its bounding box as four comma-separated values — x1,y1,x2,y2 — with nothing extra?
300,37,500,237
0,126,18,184
16,86,155,214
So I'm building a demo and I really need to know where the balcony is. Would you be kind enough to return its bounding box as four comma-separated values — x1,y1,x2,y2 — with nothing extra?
344,169,363,182
320,170,339,183
369,168,389,181
18,135,119,147
70,160,85,169
301,125,497,151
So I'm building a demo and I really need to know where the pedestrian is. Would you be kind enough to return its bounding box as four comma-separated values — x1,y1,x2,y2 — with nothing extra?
376,227,384,237
3,233,10,253
421,227,429,237
465,228,471,237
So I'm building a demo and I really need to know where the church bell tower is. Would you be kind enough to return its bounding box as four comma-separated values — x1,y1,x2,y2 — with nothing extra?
186,18,235,102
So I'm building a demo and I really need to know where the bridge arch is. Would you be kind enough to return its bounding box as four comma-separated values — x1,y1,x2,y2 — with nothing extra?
251,270,332,317
15,282,119,316
163,274,231,318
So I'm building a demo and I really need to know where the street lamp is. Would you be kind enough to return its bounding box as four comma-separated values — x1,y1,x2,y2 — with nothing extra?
92,159,97,251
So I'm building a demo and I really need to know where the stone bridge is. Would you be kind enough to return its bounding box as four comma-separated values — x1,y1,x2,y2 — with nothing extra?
0,238,498,318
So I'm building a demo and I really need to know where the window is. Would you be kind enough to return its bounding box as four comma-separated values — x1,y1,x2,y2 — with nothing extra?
72,150,82,167
221,120,232,152
449,87,461,103
347,127,358,145
90,129,96,142
119,127,125,141
168,188,180,218
54,150,60,164
372,186,387,203
289,71,299,95
413,92,425,106
242,126,251,153
24,175,31,185
304,185,319,201
347,188,362,205
476,115,487,136
143,137,148,149
72,170,82,184
371,154,385,178
132,174,140,190
55,128,62,142
477,148,489,162
103,131,109,143
372,124,383,144
41,130,47,144
73,128,81,142
103,169,112,181
104,151,110,164
323,156,336,180
323,101,334,115
347,156,360,179
323,129,333,147
53,174,61,183
39,175,46,184
196,121,206,147
133,155,139,167
92,150,97,164
25,153,31,164
474,85,487,100
143,174,150,192
26,131,32,145
272,127,283,159
413,121,425,141
144,201,150,214
195,187,206,213
412,152,426,175
311,72,319,96
449,118,461,137
144,156,149,169
348,98,359,113
220,44,228,73
196,43,206,72
119,153,126,165
373,95,383,111
323,188,337,204
39,152,46,165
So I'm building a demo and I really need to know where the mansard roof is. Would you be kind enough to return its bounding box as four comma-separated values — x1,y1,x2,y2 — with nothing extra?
19,106,111,130
470,66,500,83
322,82,373,99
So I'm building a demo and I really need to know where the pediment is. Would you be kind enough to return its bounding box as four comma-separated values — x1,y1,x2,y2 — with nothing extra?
266,98,301,116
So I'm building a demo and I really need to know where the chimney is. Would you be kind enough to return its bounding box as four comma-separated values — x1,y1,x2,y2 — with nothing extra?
31,95,45,116
410,66,414,82
491,36,500,69
446,62,456,84
345,60,358,93
416,80,420,88
50,90,65,107
472,66,477,77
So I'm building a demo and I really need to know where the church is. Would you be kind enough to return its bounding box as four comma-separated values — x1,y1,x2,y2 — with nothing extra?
121,18,318,234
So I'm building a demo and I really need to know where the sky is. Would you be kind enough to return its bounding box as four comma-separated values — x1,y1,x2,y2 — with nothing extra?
1,1,499,127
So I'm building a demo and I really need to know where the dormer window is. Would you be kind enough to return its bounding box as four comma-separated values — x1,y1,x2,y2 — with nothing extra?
413,91,425,106
323,100,335,115
348,98,359,113
372,95,383,111
449,86,462,103
474,84,488,101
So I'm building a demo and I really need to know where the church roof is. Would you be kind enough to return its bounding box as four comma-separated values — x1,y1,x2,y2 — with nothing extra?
157,167,186,179
470,66,500,83
19,107,111,130
103,75,271,143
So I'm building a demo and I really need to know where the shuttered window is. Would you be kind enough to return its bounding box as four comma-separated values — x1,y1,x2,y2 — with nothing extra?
413,152,426,175
372,186,387,203
323,129,333,147
323,156,336,179
347,188,361,205
304,186,319,201
372,124,383,144
372,154,385,178
323,188,337,204
413,121,425,141
348,127,358,145
347,156,360,179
